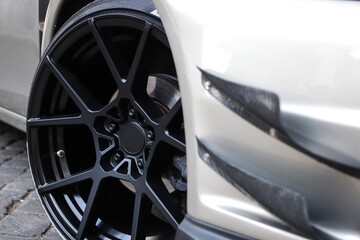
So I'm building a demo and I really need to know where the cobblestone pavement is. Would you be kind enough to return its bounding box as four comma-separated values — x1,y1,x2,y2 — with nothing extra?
0,122,62,240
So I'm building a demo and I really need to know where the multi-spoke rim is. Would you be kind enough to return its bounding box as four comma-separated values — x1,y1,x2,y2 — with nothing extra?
27,12,185,240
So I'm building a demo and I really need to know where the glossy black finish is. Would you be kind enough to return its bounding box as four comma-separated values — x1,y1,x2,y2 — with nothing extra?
27,8,185,240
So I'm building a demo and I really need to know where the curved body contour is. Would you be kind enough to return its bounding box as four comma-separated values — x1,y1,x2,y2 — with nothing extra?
0,0,359,239
155,0,360,239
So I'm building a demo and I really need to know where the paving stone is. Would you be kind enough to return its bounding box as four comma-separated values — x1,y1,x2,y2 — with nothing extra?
7,138,26,150
0,190,25,218
0,235,35,240
1,139,26,153
0,124,11,135
0,172,34,217
1,153,29,169
0,168,27,189
0,122,61,239
16,199,46,216
4,170,35,192
41,227,63,240
0,166,25,177
0,129,24,149
27,191,40,201
0,212,50,237
0,140,25,164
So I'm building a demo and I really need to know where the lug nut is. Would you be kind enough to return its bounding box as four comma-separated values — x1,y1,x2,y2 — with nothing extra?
114,152,122,162
147,130,155,140
108,122,117,132
137,158,144,169
128,108,135,118
56,150,65,158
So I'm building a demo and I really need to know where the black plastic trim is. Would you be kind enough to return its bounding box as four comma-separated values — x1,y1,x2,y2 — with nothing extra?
195,138,331,239
200,69,291,144
199,69,360,178
175,215,253,240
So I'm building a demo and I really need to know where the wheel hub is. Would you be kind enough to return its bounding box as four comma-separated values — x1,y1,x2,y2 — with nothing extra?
121,123,145,155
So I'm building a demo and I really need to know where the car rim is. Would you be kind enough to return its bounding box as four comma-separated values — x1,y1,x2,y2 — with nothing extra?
27,12,186,240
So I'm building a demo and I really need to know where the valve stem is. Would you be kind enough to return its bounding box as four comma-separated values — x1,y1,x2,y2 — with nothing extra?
56,150,65,158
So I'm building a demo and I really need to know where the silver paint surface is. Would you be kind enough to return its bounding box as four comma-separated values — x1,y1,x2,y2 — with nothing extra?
155,0,360,239
0,0,39,118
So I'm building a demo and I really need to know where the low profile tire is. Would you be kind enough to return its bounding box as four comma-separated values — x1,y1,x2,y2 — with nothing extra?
27,1,186,239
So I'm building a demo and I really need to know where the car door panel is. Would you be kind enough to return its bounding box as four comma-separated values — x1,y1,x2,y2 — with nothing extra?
0,0,39,116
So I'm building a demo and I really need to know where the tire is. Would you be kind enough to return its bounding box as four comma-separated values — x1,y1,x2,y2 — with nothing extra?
27,1,186,239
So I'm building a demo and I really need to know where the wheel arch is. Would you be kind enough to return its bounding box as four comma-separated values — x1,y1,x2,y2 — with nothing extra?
41,0,158,55
41,0,95,55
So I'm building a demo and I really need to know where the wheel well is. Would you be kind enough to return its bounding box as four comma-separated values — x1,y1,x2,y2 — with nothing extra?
53,0,95,35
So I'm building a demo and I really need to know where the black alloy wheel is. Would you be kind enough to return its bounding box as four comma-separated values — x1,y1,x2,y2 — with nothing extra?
27,1,186,239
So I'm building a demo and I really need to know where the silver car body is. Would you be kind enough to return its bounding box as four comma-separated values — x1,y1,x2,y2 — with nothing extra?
156,0,360,239
0,0,39,130
1,0,360,239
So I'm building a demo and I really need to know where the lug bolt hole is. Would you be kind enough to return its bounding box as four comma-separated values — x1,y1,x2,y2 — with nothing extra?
111,151,124,167
137,158,144,169
138,115,146,125
107,122,118,132
147,130,155,141
128,108,135,118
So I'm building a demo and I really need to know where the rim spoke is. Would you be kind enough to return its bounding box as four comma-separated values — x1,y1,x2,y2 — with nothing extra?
131,193,152,240
38,169,93,194
145,183,183,229
159,98,185,152
76,180,102,240
164,134,186,153
127,22,152,91
45,56,102,112
96,132,116,155
98,96,122,121
88,18,129,87
133,97,164,125
143,142,157,170
27,115,84,127
160,98,182,129
109,158,132,181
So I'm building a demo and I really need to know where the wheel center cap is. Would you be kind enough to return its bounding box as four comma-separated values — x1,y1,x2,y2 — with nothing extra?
121,123,145,155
